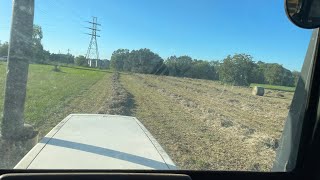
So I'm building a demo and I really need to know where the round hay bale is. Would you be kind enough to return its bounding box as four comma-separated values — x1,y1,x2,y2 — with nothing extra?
252,86,264,96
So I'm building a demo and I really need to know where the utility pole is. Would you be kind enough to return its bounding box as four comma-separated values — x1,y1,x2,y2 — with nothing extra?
1,0,38,168
2,0,37,140
85,17,101,68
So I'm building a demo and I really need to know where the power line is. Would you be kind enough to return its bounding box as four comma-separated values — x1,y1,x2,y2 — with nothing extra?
85,17,101,68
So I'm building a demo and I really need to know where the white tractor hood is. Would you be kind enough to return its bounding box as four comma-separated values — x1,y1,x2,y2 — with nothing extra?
14,114,176,170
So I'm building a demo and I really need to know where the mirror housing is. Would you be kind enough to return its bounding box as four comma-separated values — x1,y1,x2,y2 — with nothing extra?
286,0,320,29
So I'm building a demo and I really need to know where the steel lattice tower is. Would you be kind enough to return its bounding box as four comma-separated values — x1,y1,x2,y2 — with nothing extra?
85,17,101,67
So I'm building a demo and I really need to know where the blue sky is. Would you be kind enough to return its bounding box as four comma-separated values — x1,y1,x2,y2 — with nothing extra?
0,0,313,71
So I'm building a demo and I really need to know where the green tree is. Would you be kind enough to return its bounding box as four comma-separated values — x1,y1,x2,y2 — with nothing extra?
209,60,220,80
185,60,217,80
49,53,74,64
165,56,179,76
110,49,130,71
42,50,51,63
110,48,165,74
0,26,44,62
75,55,87,66
219,55,237,84
250,62,265,84
31,25,45,63
0,41,9,57
176,56,193,77
219,54,255,86
281,68,294,87
165,55,193,77
254,61,295,86
128,48,164,74
264,64,284,85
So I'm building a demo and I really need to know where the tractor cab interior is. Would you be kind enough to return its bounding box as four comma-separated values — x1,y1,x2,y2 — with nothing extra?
1,0,320,179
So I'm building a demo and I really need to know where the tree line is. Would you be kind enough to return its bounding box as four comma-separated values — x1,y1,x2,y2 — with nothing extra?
110,48,300,87
0,25,300,87
0,25,109,68
0,25,76,65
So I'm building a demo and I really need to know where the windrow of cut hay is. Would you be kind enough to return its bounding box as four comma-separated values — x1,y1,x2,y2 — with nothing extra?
98,72,134,116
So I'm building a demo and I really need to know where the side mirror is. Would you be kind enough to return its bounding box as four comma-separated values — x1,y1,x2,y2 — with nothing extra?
286,0,320,29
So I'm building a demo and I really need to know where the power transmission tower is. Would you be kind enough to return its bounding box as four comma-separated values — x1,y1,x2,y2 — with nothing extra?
85,17,101,68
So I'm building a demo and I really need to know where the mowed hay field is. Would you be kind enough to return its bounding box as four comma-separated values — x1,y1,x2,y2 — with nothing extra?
0,62,293,171
120,73,293,171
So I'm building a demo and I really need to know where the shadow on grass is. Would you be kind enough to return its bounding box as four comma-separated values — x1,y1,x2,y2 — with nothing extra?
124,90,136,116
51,67,66,73
52,70,66,73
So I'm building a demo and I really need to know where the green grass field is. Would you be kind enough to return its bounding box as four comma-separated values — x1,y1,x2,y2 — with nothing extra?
250,83,296,92
0,62,113,137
